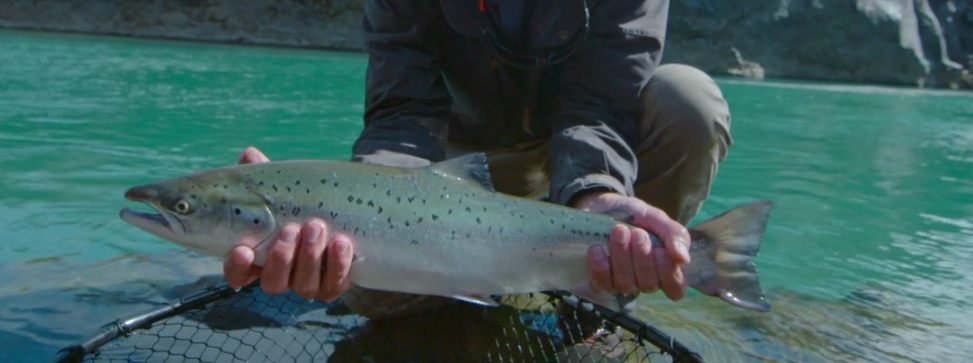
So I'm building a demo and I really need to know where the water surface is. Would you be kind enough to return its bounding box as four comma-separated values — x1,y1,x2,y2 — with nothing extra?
1,30,971,363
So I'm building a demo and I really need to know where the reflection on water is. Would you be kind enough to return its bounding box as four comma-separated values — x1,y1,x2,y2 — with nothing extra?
1,30,973,362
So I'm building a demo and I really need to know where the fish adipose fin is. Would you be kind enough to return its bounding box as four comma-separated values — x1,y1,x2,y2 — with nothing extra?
425,153,495,192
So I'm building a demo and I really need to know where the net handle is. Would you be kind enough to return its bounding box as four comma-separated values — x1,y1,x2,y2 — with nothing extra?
51,282,256,363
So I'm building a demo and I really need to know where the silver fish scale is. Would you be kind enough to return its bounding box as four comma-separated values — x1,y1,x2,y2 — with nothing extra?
243,160,616,297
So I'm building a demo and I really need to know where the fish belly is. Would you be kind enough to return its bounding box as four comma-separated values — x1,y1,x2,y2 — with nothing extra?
344,225,595,298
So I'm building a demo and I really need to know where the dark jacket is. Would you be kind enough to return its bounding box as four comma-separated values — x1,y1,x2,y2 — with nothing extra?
351,0,669,206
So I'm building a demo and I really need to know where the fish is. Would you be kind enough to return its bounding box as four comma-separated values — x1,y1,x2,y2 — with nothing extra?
119,153,775,313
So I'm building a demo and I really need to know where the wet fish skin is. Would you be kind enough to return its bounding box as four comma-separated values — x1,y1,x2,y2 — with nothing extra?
120,153,774,313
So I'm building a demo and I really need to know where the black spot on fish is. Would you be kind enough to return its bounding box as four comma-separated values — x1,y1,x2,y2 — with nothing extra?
499,227,504,233
561,223,566,229
286,186,291,192
488,226,492,233
422,199,427,205
191,194,197,199
333,182,339,187
387,190,391,197
253,219,260,224
318,201,324,208
476,217,481,224
347,196,354,203
367,200,374,207
234,208,241,215
330,211,338,218
356,198,363,205
482,207,487,212
448,209,453,215
410,240,418,245
320,178,327,184
295,180,301,186
276,170,281,174
397,196,401,203
279,206,285,212
272,185,278,192
292,207,300,216
432,214,438,220
212,184,218,188
387,217,392,224
451,230,456,239
258,181,264,186
532,247,537,252
373,183,377,188
549,219,554,225
405,220,410,227
306,188,310,194
417,217,423,224
465,233,471,238
378,206,383,214
354,227,359,235
465,207,471,213
408,196,415,203
519,214,524,219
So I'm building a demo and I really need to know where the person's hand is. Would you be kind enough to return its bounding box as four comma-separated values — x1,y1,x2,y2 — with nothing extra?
223,146,356,302
571,190,692,301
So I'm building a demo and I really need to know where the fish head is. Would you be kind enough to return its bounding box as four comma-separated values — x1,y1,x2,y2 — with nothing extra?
119,171,278,258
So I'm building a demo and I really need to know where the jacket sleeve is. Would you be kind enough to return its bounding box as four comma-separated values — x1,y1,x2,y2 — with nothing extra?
351,0,452,168
547,0,669,206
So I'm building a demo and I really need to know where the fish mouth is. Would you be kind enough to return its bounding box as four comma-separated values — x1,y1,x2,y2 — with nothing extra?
119,186,184,238
119,208,171,229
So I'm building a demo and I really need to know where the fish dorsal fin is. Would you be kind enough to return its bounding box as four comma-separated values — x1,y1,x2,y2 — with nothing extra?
425,153,495,192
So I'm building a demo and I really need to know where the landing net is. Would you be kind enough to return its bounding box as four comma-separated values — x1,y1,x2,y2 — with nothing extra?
52,282,704,363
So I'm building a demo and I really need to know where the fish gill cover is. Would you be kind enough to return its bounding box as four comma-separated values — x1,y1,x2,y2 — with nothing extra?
53,281,702,363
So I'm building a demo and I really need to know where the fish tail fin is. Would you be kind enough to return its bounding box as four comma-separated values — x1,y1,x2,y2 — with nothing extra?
688,200,774,312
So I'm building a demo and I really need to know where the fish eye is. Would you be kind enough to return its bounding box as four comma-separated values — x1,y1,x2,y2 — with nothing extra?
173,199,192,214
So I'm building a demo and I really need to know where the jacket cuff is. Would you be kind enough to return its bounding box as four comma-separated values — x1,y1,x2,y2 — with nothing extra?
553,173,629,207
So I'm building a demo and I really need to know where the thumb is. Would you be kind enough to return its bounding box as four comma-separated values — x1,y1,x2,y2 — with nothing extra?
238,146,271,164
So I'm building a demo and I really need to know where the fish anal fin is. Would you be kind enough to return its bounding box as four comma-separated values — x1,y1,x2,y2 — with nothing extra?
603,209,635,224
425,153,495,192
567,283,638,313
451,293,501,307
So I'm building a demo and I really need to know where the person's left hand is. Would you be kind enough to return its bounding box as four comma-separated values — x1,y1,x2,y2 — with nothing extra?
571,190,692,301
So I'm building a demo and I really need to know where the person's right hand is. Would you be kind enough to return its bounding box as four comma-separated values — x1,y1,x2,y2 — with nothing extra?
222,146,356,302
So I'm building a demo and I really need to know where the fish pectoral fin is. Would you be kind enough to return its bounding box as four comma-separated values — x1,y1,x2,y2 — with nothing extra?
450,293,501,307
566,283,638,313
424,153,496,192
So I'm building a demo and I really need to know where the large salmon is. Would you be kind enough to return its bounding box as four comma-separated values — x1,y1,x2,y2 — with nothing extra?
120,153,774,312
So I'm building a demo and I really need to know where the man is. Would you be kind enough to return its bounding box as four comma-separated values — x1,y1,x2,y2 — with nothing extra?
223,0,733,320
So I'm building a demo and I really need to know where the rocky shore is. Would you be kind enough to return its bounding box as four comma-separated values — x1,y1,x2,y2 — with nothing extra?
1,0,970,90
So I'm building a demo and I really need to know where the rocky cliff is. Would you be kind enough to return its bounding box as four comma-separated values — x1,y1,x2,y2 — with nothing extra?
1,0,970,90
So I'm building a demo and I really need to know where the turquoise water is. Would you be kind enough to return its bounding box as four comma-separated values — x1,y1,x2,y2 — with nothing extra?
1,30,972,362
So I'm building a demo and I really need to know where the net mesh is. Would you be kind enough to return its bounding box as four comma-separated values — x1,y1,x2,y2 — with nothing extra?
59,281,698,363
